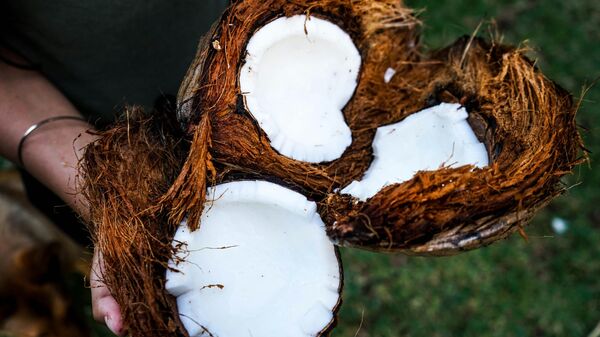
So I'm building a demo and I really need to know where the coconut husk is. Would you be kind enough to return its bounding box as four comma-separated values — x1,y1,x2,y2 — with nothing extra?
81,0,583,336
81,107,192,336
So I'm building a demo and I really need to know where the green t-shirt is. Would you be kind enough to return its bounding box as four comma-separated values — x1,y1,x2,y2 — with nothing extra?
1,0,227,125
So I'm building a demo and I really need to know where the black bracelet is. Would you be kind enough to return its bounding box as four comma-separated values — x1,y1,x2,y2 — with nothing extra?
17,115,88,168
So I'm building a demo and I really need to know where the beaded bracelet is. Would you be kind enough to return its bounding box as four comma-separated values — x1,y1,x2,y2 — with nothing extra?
17,115,87,168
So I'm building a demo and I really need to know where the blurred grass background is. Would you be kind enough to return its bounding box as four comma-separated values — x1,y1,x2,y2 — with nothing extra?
1,0,599,336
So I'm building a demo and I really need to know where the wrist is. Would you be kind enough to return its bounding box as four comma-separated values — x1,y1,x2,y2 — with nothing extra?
17,116,88,168
20,117,98,218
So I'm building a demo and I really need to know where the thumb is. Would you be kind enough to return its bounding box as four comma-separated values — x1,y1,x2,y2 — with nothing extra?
91,248,126,336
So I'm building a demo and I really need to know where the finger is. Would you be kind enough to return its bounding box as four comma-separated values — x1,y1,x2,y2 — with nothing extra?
90,248,109,321
97,296,125,336
91,249,126,336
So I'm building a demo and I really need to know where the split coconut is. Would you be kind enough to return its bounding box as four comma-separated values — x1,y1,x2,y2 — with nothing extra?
81,0,583,336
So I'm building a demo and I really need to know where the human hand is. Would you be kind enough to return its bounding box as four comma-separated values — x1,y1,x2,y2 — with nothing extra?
91,248,126,336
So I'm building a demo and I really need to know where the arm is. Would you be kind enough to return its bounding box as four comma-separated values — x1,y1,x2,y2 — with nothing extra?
0,54,93,211
0,51,125,336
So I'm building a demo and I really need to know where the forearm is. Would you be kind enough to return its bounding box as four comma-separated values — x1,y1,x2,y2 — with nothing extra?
0,57,97,217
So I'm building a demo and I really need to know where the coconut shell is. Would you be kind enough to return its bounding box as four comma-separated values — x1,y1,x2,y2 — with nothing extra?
81,0,583,336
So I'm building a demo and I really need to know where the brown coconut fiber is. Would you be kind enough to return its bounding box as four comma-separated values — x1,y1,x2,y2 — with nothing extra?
80,0,584,336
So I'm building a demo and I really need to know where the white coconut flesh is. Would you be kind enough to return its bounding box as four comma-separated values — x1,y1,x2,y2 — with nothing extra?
165,181,341,337
342,103,490,201
240,15,361,163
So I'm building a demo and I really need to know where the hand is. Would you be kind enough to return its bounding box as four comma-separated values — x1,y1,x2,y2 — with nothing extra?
91,248,126,336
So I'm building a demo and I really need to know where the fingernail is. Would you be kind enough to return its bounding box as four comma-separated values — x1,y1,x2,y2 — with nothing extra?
105,315,116,333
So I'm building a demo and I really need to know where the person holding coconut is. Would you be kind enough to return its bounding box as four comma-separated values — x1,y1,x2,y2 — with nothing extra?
0,1,227,335
1,1,583,337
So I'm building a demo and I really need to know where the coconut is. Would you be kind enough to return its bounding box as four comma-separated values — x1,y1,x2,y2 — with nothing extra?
165,181,342,337
177,0,421,203
177,0,582,254
81,0,583,336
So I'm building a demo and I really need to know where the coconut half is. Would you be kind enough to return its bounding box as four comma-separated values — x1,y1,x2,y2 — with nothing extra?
240,15,361,163
342,103,489,201
165,181,341,337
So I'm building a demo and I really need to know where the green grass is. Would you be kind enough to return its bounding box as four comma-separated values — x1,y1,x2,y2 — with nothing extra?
3,0,599,336
334,218,600,337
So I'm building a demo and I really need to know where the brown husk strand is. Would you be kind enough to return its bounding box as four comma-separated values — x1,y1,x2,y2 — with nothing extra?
81,107,193,337
80,0,583,336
